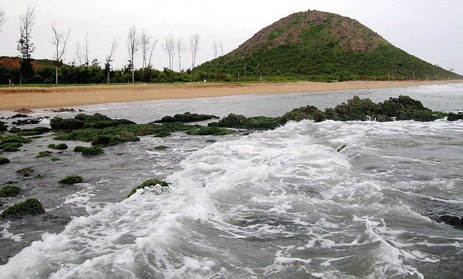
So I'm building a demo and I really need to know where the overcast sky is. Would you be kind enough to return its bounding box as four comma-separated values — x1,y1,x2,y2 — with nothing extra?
1,0,462,75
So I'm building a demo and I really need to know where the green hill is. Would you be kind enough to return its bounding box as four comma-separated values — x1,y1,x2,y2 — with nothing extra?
195,10,462,82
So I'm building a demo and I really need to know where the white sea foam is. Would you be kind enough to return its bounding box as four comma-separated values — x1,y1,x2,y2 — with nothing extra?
1,117,463,278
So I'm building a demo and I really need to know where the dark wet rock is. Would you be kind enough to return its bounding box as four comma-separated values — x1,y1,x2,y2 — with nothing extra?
12,117,45,126
437,215,463,230
47,108,76,113
447,112,463,121
127,179,170,198
153,112,219,123
16,167,34,177
0,121,7,132
13,108,32,114
1,198,45,218
10,113,29,118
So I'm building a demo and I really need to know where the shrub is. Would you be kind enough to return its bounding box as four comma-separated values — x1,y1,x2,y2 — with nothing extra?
0,185,22,197
1,198,45,218
59,175,83,185
0,157,10,164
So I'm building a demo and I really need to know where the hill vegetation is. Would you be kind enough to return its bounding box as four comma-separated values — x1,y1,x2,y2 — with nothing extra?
195,10,462,82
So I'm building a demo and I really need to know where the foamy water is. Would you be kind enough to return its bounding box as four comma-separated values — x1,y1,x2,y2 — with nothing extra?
1,83,463,278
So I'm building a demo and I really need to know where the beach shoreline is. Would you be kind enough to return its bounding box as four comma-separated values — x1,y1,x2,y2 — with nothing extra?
1,80,461,111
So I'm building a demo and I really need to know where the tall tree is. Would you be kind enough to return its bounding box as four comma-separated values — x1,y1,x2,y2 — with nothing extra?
127,26,140,83
177,37,184,72
51,23,70,85
105,39,118,83
190,35,200,69
140,29,151,70
17,6,35,84
0,8,6,31
163,34,175,70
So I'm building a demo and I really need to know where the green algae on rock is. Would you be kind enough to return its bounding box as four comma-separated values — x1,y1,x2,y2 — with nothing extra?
59,175,83,185
1,198,45,218
127,179,170,198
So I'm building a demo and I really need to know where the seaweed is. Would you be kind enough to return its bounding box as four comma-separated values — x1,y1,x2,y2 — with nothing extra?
0,135,31,152
154,145,169,150
1,198,45,218
16,167,34,177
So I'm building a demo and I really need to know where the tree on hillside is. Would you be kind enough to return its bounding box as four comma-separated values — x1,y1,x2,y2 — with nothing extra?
17,6,35,84
0,8,6,31
51,23,70,85
105,38,118,83
163,34,175,71
190,35,200,69
127,26,140,83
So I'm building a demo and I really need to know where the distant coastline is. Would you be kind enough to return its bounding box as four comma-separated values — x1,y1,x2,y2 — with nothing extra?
1,80,461,111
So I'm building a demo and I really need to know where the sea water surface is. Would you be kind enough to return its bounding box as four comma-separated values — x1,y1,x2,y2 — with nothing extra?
1,83,463,278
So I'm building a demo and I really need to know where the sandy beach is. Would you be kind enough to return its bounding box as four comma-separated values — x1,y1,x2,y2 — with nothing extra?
0,80,461,111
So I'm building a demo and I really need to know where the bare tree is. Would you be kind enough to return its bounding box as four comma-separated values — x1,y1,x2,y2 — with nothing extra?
0,8,6,31
213,42,218,80
190,35,200,69
163,34,175,70
84,33,90,67
105,38,118,83
177,37,184,72
17,6,35,84
140,29,151,70
127,26,140,83
51,23,70,85
75,42,83,66
147,39,158,69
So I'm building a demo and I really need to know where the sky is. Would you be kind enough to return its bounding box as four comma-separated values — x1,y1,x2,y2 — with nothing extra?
0,0,462,75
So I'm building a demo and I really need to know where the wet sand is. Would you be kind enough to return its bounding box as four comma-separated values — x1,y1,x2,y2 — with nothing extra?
0,80,461,111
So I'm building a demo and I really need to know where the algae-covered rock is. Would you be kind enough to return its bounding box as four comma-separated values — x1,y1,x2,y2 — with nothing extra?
154,131,172,137
0,185,21,197
447,112,463,121
281,105,326,123
153,112,219,123
1,198,45,218
81,146,104,156
59,175,83,185
154,145,169,150
17,126,50,136
0,157,10,164
210,114,281,130
0,135,31,152
127,179,170,198
48,143,68,150
187,126,235,136
36,151,52,158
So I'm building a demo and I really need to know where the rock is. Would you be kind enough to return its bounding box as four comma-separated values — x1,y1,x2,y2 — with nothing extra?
438,215,463,230
13,108,33,114
59,175,83,185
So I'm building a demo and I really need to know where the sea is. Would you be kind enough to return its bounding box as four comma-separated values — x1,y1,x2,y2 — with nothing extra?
0,82,463,278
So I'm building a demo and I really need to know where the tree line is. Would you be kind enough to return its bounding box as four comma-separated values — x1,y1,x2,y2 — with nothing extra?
0,6,210,85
